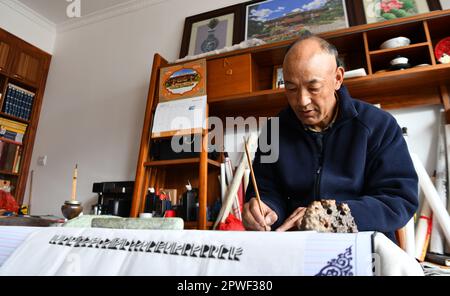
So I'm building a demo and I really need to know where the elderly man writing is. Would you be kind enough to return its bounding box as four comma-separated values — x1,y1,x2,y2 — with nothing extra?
243,35,418,243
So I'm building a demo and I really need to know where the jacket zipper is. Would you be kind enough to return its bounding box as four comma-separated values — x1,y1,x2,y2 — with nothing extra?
302,106,357,201
313,134,325,200
314,166,322,200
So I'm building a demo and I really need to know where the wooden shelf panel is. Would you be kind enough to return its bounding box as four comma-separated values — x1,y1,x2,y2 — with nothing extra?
369,42,429,56
144,158,221,168
209,89,287,117
361,86,441,110
0,112,30,124
347,63,450,97
151,128,203,140
0,137,22,146
207,159,222,168
0,170,19,176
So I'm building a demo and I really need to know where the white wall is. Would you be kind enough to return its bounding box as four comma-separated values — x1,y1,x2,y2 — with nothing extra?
19,0,441,216
0,0,55,54
441,0,450,10
27,0,248,215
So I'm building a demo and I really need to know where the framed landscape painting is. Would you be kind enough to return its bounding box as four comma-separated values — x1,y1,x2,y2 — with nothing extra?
245,0,349,44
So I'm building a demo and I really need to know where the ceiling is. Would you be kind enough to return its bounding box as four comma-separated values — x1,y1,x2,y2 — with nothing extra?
17,0,133,25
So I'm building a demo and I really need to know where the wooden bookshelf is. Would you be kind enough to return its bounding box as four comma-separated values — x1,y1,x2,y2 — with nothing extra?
132,10,450,230
0,28,51,203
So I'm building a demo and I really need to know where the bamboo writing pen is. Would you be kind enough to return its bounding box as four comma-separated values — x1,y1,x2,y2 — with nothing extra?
71,164,78,201
244,138,269,231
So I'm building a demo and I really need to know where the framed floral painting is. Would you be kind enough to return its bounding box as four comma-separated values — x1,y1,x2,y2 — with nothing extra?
363,0,430,23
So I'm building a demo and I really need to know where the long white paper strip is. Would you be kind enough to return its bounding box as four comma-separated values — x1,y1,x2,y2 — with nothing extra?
404,218,415,257
244,169,250,194
445,124,450,255
430,112,447,254
220,163,226,203
411,153,450,243
402,131,415,257
224,158,242,220
414,200,432,261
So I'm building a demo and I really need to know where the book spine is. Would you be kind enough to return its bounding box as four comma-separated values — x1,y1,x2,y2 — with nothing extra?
0,125,25,134
12,146,21,173
4,131,23,143
0,119,28,131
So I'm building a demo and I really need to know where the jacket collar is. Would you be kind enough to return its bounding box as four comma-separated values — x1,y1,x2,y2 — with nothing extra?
334,85,358,125
282,85,359,132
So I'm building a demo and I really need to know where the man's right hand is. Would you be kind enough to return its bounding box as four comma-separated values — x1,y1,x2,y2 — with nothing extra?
243,198,278,231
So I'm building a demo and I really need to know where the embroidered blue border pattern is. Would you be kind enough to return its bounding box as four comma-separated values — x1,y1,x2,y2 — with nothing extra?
316,246,353,276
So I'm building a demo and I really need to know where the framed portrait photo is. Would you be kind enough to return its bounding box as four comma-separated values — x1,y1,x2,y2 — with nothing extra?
245,0,349,44
362,0,430,23
273,65,285,89
179,5,244,59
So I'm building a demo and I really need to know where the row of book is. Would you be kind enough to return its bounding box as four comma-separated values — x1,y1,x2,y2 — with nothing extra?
0,118,27,144
2,83,35,121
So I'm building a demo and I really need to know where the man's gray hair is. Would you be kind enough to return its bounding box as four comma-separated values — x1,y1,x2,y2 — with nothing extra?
286,32,341,67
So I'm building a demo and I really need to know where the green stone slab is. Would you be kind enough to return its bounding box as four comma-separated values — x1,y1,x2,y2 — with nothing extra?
91,217,184,230
62,215,120,228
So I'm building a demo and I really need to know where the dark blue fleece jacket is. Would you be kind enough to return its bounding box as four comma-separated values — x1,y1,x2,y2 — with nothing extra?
246,86,419,243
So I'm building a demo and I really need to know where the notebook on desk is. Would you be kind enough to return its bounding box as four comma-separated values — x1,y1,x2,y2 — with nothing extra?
0,226,39,268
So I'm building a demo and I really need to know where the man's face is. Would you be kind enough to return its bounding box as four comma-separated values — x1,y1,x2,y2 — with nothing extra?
283,42,344,129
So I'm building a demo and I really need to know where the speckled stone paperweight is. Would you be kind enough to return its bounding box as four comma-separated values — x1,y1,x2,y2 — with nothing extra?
300,200,358,233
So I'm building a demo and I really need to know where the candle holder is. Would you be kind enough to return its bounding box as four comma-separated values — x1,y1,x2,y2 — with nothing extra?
61,200,83,220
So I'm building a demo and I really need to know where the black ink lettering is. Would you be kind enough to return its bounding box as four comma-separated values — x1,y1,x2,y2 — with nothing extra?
181,243,192,256
200,245,210,258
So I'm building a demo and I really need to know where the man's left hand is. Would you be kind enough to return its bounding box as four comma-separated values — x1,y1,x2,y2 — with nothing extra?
276,207,307,232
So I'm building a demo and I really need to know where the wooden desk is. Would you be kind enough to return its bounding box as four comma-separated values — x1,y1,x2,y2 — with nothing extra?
0,216,61,227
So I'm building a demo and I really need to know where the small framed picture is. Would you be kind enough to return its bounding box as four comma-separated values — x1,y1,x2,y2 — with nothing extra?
273,65,285,89
362,0,430,24
159,59,207,102
179,4,244,59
